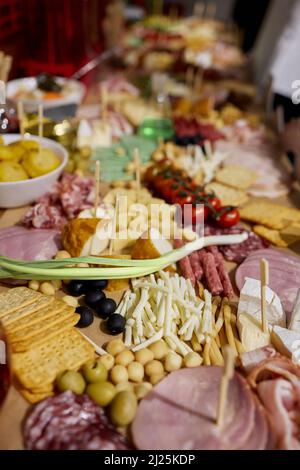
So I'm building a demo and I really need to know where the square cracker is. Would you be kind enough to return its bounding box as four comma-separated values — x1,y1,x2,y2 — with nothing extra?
7,303,75,339
215,165,257,190
11,314,80,352
253,225,288,247
20,388,54,404
205,182,249,206
12,329,95,389
0,287,44,320
1,295,56,328
240,201,300,230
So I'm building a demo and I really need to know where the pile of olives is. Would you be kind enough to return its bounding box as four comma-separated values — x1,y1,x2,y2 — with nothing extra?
56,359,138,427
67,279,126,335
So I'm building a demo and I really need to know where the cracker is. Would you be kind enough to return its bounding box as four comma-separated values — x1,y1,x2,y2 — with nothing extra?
1,295,54,327
12,329,95,389
240,201,300,230
8,304,75,340
20,388,53,404
0,287,44,320
11,314,80,352
253,225,288,248
215,165,257,190
205,182,249,206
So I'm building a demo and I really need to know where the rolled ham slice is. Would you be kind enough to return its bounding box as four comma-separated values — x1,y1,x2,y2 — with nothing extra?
235,248,300,316
240,397,270,450
0,226,61,261
247,356,300,390
132,367,258,450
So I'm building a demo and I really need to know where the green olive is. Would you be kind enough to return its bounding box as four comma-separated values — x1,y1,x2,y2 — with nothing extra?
82,360,108,383
56,370,85,394
86,381,116,407
109,390,137,426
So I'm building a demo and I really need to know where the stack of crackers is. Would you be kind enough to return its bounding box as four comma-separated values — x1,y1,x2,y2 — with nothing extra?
240,201,300,247
206,165,257,207
0,287,95,403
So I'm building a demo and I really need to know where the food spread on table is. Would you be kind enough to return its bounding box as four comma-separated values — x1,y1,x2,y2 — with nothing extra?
1,12,300,453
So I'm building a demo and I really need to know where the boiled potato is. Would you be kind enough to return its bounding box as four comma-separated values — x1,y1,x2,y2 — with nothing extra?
20,140,40,151
0,161,29,182
0,146,15,161
8,142,26,162
22,148,60,177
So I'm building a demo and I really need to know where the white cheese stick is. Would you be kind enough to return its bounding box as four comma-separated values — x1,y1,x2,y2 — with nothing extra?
124,325,132,347
132,329,163,352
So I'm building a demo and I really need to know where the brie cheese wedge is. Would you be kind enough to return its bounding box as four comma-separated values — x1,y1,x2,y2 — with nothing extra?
238,277,286,327
272,325,300,363
288,289,300,333
237,313,270,352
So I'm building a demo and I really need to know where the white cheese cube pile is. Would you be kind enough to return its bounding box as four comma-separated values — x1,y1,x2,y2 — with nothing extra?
117,271,212,356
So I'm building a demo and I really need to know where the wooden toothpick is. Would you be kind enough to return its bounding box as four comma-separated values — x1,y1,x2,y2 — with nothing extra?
133,147,141,193
260,258,269,334
94,161,101,217
216,345,236,427
17,101,25,139
109,195,119,255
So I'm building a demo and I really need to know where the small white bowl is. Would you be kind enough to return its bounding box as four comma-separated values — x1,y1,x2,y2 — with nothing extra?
0,134,68,208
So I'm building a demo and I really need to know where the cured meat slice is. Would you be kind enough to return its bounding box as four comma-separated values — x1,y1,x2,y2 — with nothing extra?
247,356,300,389
174,239,196,285
207,246,234,298
257,379,300,450
204,225,268,264
239,346,278,374
239,397,270,450
189,251,203,281
23,391,130,450
198,250,223,295
132,367,256,450
235,248,300,315
0,226,61,261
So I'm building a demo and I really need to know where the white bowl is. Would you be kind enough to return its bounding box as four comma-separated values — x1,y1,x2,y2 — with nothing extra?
7,76,86,112
0,134,68,208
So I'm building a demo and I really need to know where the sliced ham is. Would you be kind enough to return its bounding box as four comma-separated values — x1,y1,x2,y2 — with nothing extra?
132,367,257,450
257,379,300,450
240,397,270,450
247,356,300,390
235,248,300,316
0,226,61,261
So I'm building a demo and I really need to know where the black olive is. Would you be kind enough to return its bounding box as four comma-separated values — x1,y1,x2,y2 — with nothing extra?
106,314,126,335
67,280,86,297
84,290,106,308
86,279,108,290
75,306,94,328
95,298,117,319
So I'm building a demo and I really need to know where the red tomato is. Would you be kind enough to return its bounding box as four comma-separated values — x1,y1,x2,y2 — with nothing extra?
191,204,210,225
208,196,222,212
216,207,240,228
173,191,193,206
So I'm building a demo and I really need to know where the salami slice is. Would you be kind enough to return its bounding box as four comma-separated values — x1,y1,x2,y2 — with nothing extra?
23,391,130,450
207,246,234,298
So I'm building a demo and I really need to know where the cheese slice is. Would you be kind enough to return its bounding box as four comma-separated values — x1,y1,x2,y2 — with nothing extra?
288,289,300,333
238,277,286,327
237,313,270,352
271,325,300,361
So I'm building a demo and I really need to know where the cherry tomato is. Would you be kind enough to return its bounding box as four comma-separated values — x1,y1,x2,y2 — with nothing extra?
160,179,174,202
215,207,240,228
191,204,210,225
208,196,221,212
173,191,193,207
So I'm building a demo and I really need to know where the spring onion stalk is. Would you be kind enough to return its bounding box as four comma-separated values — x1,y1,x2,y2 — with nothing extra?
0,233,248,280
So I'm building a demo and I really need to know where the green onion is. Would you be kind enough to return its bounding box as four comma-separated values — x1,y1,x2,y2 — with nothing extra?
0,233,247,280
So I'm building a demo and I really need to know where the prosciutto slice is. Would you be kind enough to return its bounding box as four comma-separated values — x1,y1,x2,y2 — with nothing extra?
235,248,300,316
0,226,61,261
132,367,259,450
